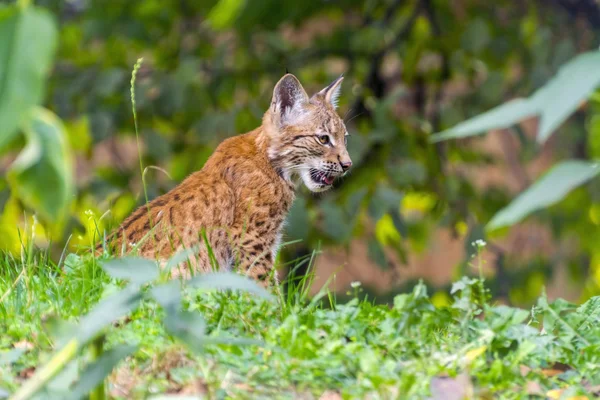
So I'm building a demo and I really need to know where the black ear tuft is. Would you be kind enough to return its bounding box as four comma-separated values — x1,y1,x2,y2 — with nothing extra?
271,74,309,126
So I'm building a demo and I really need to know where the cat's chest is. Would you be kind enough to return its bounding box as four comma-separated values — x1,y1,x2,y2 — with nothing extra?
245,201,290,239
235,180,294,230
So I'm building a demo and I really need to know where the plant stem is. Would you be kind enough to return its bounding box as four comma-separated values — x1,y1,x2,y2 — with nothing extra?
478,250,486,307
10,339,79,400
130,58,151,217
130,58,157,247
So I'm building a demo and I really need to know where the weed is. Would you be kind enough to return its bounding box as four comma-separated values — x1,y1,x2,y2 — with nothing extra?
0,243,599,399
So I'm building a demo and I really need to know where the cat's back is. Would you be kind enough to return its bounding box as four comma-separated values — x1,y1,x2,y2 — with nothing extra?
198,129,267,178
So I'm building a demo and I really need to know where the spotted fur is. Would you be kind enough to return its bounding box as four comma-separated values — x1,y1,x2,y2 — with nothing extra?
97,74,351,286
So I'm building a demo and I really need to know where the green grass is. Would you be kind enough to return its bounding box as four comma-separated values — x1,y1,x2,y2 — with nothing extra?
1,247,600,399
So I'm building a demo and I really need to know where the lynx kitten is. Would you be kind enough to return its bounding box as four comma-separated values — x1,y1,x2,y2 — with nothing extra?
100,74,352,285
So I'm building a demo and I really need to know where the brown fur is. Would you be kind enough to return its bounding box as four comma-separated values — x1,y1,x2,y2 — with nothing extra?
97,74,351,285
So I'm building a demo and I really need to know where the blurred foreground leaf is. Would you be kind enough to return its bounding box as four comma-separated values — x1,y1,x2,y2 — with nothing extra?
7,107,73,222
188,272,274,301
432,51,600,144
67,345,137,400
487,160,600,230
101,257,159,285
207,0,245,30
431,99,535,142
0,5,57,149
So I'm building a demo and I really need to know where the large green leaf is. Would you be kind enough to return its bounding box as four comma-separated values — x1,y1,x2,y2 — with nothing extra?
74,285,143,344
431,99,535,142
67,345,137,400
431,51,600,144
163,309,207,352
188,272,274,301
487,160,600,230
101,257,159,285
533,51,600,143
0,5,57,148
150,281,182,309
7,107,73,222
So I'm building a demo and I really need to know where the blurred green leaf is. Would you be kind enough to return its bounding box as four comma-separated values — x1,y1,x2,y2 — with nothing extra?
101,257,159,285
487,160,600,230
74,285,142,344
433,51,600,144
345,187,368,217
387,160,427,186
93,68,125,97
286,196,310,241
390,209,408,237
0,5,57,149
431,99,535,142
461,18,490,53
7,107,73,222
45,361,78,395
368,237,388,269
207,0,246,30
533,51,600,143
0,348,25,366
320,201,352,241
64,116,91,152
368,185,403,221
188,272,274,301
150,281,182,309
67,345,136,400
163,310,207,352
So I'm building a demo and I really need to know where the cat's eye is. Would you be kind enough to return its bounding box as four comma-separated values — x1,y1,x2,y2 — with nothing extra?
318,135,330,145
344,135,348,147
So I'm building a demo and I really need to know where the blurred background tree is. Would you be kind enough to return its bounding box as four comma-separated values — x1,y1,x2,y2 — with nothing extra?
3,0,600,306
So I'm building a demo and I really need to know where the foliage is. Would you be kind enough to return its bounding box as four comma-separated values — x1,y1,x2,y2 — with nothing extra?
1,251,271,399
0,0,600,328
487,161,600,230
0,2,72,224
432,51,600,231
431,51,600,144
2,0,600,302
1,249,600,398
1,1,599,396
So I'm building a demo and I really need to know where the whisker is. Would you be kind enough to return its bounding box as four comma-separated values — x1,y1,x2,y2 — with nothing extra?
343,108,353,121
345,111,364,124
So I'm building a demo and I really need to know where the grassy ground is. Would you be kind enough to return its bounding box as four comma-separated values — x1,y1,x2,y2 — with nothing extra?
0,246,599,400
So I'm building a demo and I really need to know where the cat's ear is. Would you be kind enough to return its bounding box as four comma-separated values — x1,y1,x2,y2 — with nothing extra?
313,74,344,108
271,74,309,126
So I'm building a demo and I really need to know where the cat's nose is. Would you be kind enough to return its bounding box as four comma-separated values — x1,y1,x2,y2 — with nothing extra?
340,159,352,171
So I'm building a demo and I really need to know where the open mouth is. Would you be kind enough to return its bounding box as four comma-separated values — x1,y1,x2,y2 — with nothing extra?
309,169,335,186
